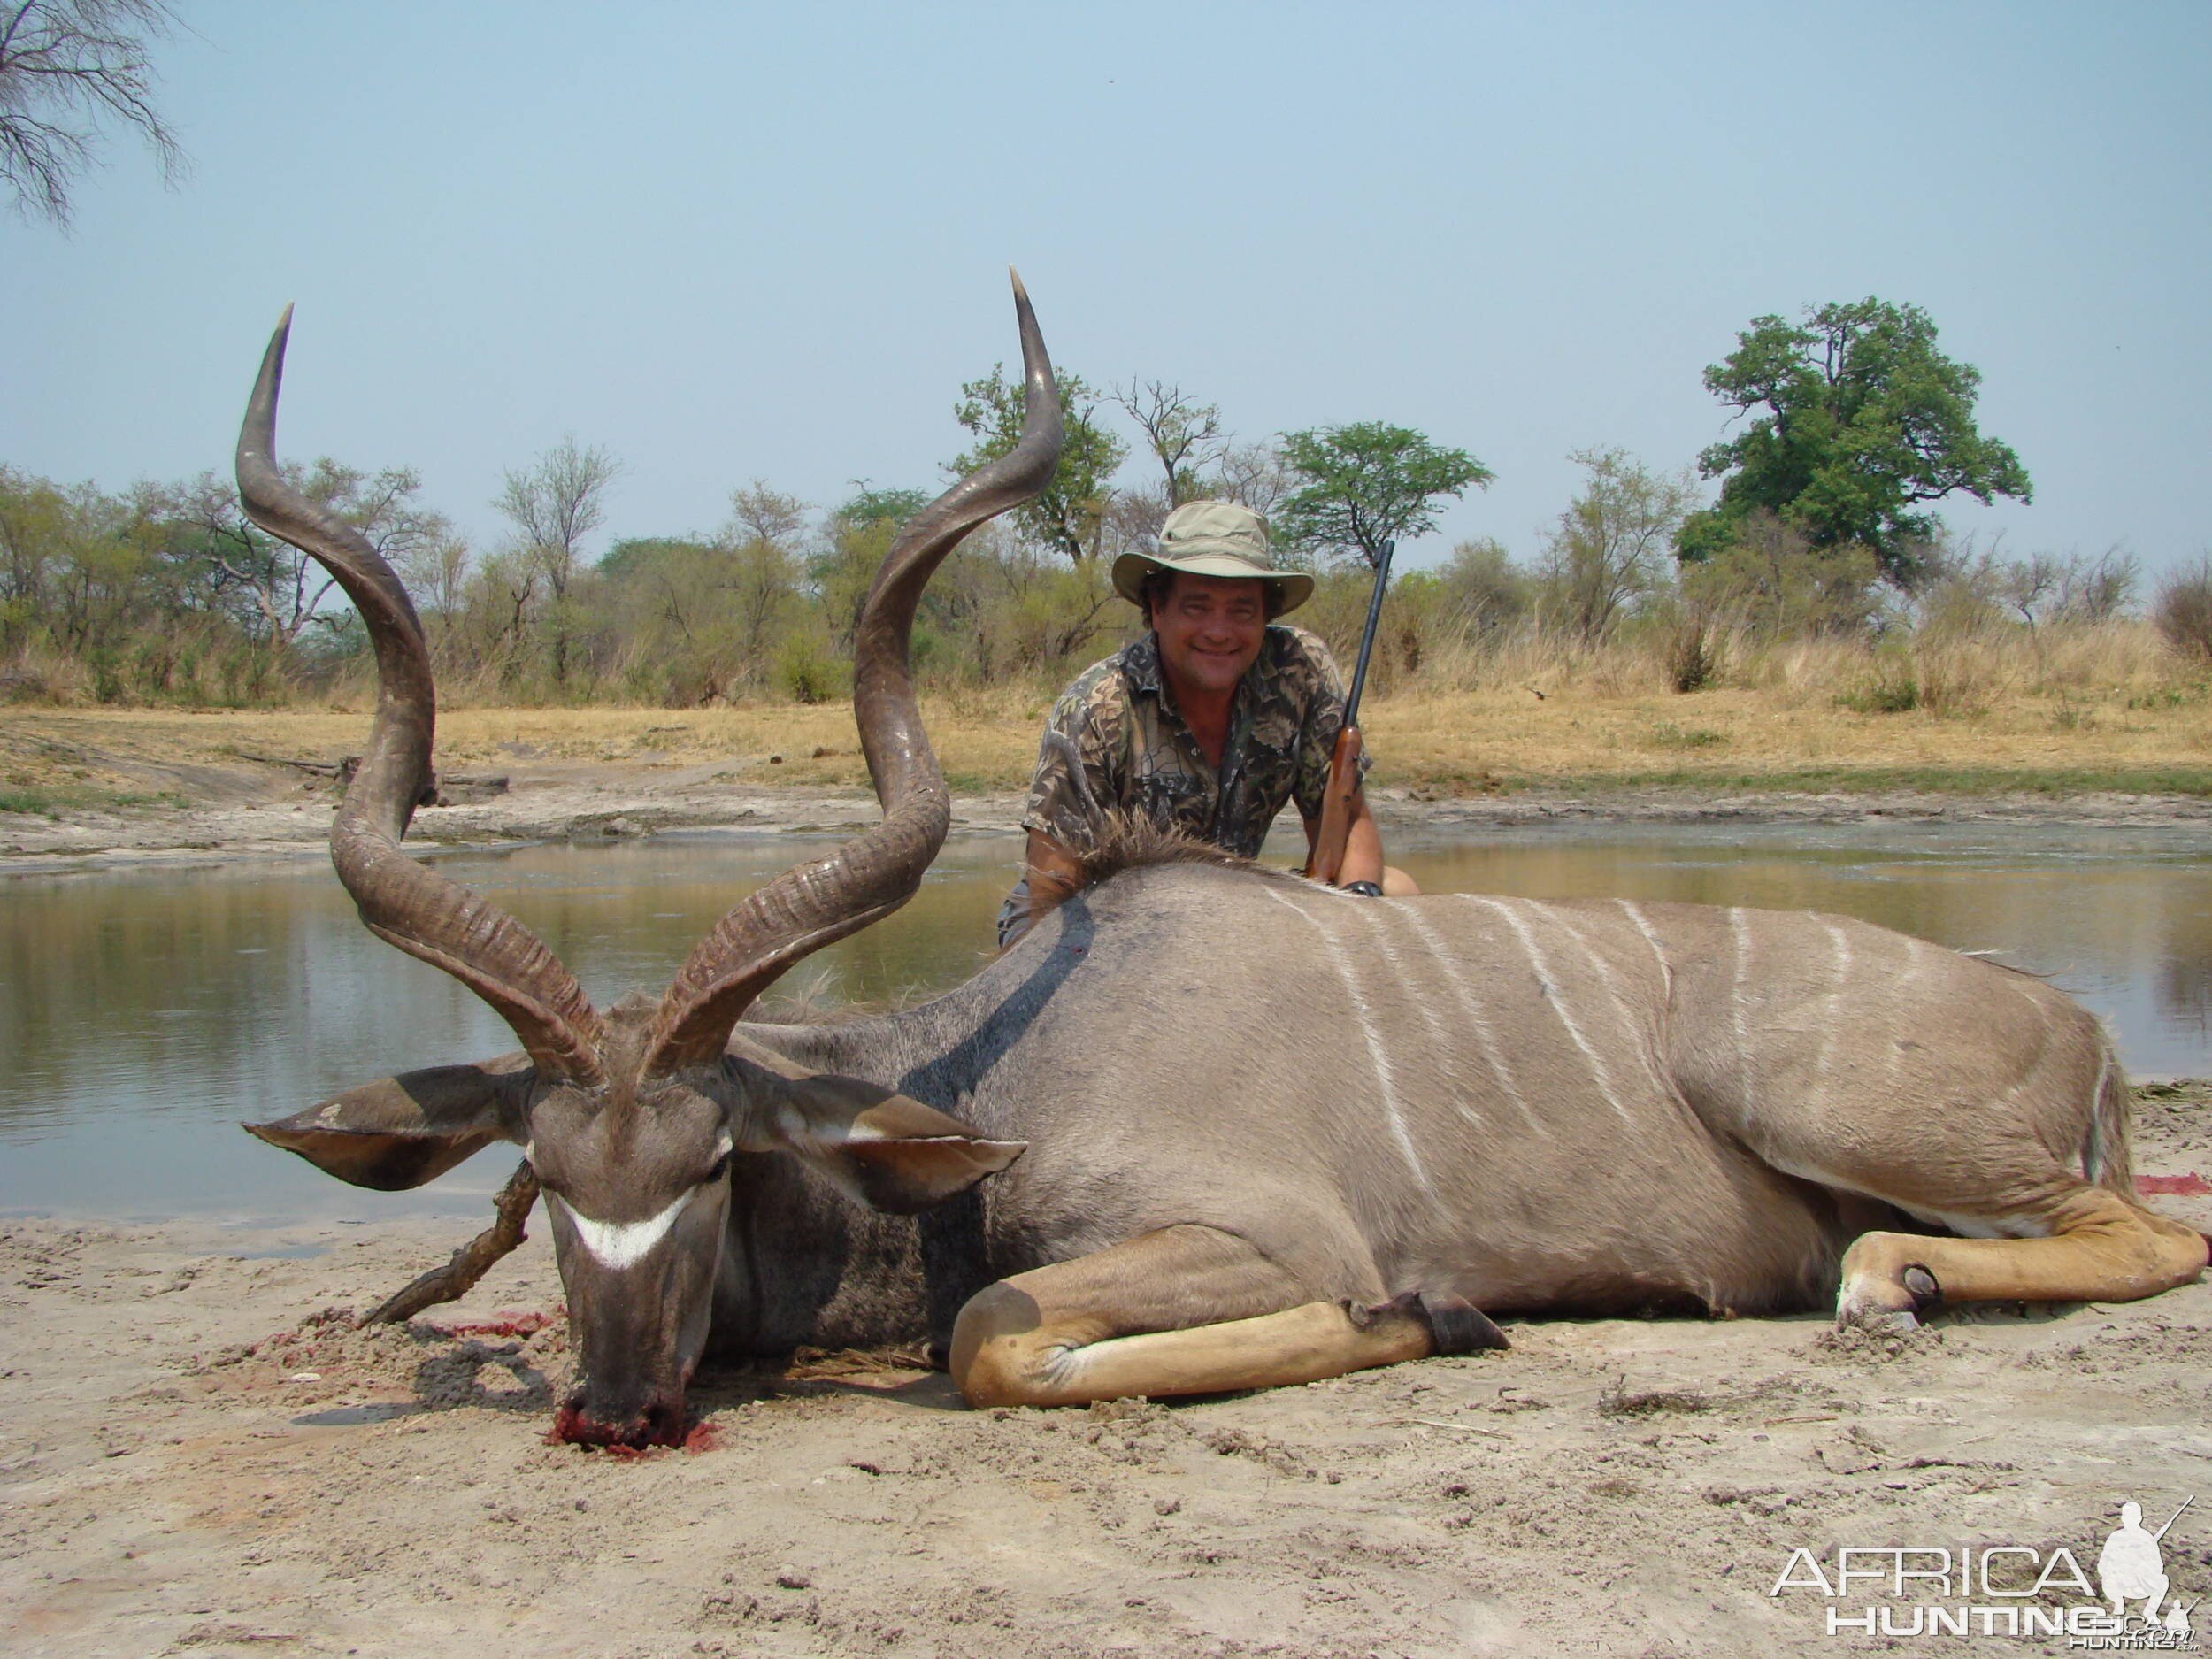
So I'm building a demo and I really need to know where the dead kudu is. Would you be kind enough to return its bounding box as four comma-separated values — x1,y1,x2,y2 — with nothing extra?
239,284,2207,1448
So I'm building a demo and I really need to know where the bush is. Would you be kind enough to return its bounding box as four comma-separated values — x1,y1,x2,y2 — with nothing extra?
774,629,849,704
1663,612,1721,693
2155,556,2212,661
1679,512,1880,641
1837,659,1920,714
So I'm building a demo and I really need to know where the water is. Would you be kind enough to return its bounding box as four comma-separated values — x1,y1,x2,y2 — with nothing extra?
4,820,2209,1221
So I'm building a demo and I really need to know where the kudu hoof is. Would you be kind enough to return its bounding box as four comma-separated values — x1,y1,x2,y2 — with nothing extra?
1835,1263,1942,1331
1353,1290,1510,1356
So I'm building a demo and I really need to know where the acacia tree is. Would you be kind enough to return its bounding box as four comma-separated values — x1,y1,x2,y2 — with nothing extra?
0,0,186,227
1679,298,2031,585
1275,422,1492,566
495,436,621,687
951,364,1126,562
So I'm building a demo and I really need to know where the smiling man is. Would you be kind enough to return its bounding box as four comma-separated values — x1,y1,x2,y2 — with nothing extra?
998,499,1415,948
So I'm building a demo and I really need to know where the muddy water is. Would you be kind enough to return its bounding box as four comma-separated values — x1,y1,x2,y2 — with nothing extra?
4,820,2209,1221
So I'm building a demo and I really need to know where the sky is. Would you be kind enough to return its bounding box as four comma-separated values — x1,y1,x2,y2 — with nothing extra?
5,2,2209,580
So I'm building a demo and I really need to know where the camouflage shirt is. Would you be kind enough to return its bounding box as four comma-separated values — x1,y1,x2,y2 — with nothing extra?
1021,624,1365,859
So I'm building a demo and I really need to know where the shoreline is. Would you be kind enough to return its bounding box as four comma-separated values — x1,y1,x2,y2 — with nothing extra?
7,767,2212,877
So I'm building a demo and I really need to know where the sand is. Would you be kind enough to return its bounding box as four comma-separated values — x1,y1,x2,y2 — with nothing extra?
3,1088,2208,1658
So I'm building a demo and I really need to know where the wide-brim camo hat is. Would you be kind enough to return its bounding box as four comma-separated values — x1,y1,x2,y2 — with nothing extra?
1110,499,1314,616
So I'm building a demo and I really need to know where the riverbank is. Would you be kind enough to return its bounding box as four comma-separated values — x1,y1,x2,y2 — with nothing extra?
4,1087,2208,1657
5,703,2210,873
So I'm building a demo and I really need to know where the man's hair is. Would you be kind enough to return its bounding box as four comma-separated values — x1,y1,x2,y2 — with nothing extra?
1139,569,1290,626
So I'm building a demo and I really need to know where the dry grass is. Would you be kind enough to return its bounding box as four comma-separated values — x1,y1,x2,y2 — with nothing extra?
4,620,2210,805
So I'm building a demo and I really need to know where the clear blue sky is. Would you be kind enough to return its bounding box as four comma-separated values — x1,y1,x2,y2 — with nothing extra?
5,2,2208,577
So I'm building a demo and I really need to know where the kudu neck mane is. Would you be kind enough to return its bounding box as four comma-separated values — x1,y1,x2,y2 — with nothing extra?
1027,816,1310,910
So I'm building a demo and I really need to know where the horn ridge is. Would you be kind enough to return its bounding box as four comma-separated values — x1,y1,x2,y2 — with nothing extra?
236,310,605,1079
644,273,1064,1071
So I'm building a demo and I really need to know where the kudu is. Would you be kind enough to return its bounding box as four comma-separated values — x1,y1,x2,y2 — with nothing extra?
240,281,2208,1448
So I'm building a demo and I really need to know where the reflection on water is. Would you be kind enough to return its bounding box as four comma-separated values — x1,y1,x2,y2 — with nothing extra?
4,820,2208,1220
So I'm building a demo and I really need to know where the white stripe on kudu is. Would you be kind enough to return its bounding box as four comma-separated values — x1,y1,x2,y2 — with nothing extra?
1260,888,1434,1195
1349,903,1484,1124
1468,895,1633,1124
1617,899,1672,993
1816,918,1854,1083
1402,902,1547,1138
1539,906,1660,1077
1728,908,1754,1097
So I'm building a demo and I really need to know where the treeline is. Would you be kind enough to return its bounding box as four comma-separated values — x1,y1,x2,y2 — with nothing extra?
4,447,2203,718
6,295,2212,711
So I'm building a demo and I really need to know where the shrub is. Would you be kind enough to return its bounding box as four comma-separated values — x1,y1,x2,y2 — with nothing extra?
2154,556,2212,661
774,630,849,704
1663,612,1721,693
1837,661,1920,714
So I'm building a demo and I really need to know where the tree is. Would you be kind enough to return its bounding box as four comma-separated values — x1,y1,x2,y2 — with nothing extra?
951,364,1126,563
1112,380,1225,508
1680,298,2031,585
150,461,447,651
833,483,927,531
725,480,808,549
1536,448,1697,642
1275,422,1492,565
495,436,621,687
1208,441,1299,524
1,0,186,227
1432,537,1532,639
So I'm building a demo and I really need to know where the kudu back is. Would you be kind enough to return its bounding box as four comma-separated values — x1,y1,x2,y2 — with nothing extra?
239,287,2207,1445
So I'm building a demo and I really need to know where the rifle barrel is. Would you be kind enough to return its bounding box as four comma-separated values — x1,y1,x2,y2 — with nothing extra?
2153,1494,2194,1541
1342,538,1394,731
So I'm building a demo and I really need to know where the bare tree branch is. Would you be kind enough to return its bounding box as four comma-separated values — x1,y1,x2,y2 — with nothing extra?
1111,380,1225,508
0,0,188,228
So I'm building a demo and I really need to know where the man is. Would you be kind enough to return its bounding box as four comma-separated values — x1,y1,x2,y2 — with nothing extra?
999,498,1416,947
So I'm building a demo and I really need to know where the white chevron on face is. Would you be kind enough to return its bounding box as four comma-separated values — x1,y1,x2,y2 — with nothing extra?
553,1188,694,1271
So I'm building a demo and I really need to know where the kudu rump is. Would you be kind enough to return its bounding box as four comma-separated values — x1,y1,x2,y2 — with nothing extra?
241,280,2207,1448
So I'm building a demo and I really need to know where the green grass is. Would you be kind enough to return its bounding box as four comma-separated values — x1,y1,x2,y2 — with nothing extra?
0,786,190,818
1647,722,1729,750
1502,765,2212,798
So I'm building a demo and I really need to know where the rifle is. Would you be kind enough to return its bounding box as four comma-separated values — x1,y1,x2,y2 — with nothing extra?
1303,537,1394,885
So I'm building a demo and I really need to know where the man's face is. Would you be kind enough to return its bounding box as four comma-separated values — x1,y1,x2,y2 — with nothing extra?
1150,574,1268,700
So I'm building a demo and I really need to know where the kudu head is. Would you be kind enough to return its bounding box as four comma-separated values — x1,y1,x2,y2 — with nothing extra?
238,278,1063,1446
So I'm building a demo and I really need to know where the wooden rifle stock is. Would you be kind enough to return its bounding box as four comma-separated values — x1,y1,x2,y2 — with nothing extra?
1303,724,1364,885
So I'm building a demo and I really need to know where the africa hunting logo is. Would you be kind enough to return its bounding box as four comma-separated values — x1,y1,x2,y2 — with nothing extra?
1769,1495,2196,1646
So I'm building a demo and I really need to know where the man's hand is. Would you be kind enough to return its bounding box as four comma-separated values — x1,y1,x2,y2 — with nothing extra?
1302,796,1418,898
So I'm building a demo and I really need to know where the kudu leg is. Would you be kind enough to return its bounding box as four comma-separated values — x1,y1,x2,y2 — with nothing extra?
948,1224,1504,1408
1836,1186,2208,1327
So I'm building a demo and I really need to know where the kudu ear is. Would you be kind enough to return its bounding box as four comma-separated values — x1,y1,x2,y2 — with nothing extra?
245,1058,531,1193
728,1043,1025,1214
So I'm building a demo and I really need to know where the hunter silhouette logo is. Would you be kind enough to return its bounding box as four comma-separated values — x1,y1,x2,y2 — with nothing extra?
1769,1493,2197,1644
2099,1499,2193,1635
